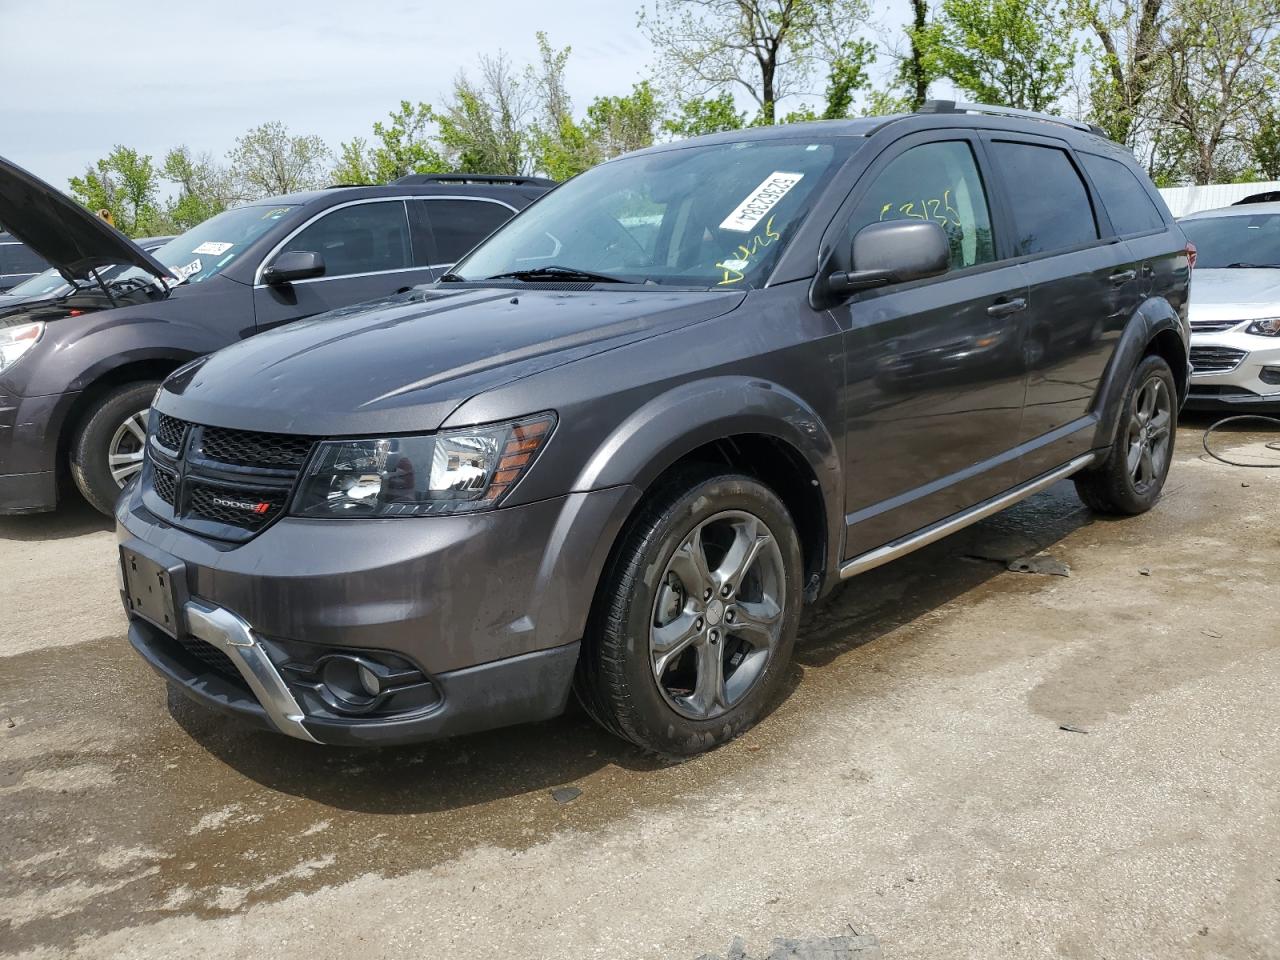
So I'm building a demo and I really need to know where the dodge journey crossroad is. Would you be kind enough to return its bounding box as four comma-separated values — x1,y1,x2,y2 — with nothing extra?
117,102,1191,755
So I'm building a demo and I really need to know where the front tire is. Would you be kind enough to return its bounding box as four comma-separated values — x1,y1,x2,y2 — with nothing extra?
575,469,803,756
1074,354,1176,515
70,381,159,516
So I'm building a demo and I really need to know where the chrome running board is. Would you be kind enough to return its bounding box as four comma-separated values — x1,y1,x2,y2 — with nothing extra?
839,453,1097,579
185,601,319,743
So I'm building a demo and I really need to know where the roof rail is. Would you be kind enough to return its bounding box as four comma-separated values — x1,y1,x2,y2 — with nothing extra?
391,173,557,188
917,100,1108,139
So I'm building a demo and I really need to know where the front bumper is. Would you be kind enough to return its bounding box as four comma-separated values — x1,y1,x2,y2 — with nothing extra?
0,389,73,514
117,482,639,745
1186,329,1280,410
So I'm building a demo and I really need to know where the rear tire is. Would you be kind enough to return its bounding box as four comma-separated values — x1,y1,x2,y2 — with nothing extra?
575,468,803,757
1073,354,1176,515
70,381,159,516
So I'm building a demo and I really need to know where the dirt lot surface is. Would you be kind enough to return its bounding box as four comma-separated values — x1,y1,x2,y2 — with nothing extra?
2,417,1279,959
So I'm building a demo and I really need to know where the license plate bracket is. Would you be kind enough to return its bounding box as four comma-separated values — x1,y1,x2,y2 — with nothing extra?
120,540,189,638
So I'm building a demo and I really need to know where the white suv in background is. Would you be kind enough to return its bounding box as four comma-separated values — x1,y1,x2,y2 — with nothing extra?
1180,202,1280,410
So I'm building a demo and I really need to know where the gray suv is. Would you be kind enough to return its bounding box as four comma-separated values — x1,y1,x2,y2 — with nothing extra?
117,102,1191,755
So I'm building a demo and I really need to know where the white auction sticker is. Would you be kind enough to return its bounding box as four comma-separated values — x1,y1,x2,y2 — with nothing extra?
192,241,233,255
719,172,804,232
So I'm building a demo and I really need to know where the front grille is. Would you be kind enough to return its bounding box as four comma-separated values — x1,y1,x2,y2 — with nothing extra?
154,413,186,452
175,635,241,681
187,481,290,530
199,426,315,468
152,466,177,505
1190,345,1248,374
143,415,312,541
1191,319,1241,333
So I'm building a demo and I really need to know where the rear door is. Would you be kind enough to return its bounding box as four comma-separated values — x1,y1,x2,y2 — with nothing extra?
982,134,1138,477
832,131,1031,557
413,197,519,277
252,198,430,331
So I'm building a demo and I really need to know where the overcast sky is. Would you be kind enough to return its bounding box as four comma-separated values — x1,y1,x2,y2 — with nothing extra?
1,0,906,192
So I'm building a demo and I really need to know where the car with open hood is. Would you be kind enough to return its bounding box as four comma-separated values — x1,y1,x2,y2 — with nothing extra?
1178,202,1280,409
116,102,1190,755
0,159,549,515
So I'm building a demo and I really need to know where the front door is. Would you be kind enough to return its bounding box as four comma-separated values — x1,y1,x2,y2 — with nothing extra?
252,199,434,332
832,133,1030,558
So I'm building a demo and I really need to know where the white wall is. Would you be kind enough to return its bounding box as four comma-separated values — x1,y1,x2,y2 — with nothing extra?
1158,181,1280,218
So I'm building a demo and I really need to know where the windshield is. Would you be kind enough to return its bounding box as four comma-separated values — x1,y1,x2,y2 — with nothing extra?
453,138,854,288
116,203,297,287
1181,213,1280,268
3,266,72,298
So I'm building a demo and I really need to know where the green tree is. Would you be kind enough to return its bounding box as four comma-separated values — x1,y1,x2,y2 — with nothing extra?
918,0,1078,111
585,81,665,158
528,33,597,179
1076,0,1167,146
1160,0,1280,183
161,147,233,230
228,121,330,197
663,93,748,138
436,52,534,175
68,146,166,237
641,0,872,125
820,39,876,118
334,101,447,185
901,0,934,108
1252,108,1280,180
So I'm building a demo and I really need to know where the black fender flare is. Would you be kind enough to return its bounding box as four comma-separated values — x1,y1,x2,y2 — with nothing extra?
573,375,844,588
1090,296,1188,450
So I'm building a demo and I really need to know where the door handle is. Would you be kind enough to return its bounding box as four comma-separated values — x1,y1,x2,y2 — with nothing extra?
987,297,1027,317
1109,269,1137,284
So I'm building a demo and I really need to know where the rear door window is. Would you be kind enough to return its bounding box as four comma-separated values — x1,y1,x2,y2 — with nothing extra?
989,141,1099,255
282,201,412,277
846,140,996,270
1,241,47,275
422,199,515,264
1080,153,1167,236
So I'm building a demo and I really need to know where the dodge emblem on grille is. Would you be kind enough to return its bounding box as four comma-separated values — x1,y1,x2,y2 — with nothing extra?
211,496,271,514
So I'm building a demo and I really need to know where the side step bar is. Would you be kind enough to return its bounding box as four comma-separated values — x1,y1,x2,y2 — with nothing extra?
839,453,1097,579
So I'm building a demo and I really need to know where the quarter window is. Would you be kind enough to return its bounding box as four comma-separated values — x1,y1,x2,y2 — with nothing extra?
846,141,996,271
990,142,1099,255
1080,153,1166,236
281,201,412,277
422,200,515,263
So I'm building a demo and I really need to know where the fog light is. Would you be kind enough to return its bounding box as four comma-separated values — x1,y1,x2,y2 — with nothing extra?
320,656,377,709
1260,366,1280,386
357,663,381,696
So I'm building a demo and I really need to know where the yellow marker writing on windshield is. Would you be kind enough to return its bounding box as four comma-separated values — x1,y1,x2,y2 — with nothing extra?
716,216,782,285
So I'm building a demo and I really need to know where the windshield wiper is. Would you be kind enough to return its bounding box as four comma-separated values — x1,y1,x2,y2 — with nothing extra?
1225,261,1280,268
484,265,638,284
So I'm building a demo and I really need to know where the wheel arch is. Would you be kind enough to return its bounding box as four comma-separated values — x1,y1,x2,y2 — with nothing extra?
1090,298,1188,450
574,376,844,603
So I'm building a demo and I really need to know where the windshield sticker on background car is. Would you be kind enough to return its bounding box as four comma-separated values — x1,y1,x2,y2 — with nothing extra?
715,215,782,284
192,241,233,256
167,258,202,285
878,190,962,228
719,172,805,232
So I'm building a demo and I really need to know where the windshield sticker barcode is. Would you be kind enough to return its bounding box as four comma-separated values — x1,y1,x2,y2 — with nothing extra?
720,172,804,232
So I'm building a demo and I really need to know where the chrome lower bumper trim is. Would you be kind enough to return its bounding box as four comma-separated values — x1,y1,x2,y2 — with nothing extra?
839,453,1097,579
184,601,319,743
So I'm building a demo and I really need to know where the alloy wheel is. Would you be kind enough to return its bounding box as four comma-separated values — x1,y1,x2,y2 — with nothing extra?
650,510,786,721
1126,375,1171,493
108,408,149,488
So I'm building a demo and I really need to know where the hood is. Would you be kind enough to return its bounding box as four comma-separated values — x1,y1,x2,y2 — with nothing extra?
158,285,746,434
1188,268,1280,322
0,155,170,282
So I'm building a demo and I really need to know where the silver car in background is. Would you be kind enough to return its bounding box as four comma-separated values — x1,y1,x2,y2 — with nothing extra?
1180,203,1280,410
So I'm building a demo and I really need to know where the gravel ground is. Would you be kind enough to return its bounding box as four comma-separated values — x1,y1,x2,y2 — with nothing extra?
2,417,1278,959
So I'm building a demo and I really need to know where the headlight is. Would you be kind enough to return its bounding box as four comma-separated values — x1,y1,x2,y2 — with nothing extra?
1246,317,1280,337
292,414,555,518
0,322,44,372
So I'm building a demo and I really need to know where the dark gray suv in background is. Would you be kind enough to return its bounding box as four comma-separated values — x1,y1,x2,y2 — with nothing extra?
118,102,1191,755
0,160,547,515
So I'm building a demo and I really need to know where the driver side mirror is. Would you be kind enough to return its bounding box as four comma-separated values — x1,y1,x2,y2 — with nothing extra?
827,220,951,295
263,250,325,285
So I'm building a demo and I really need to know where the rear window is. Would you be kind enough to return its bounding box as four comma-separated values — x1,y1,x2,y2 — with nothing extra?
422,199,515,263
990,142,1099,255
1080,153,1166,235
0,241,48,275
